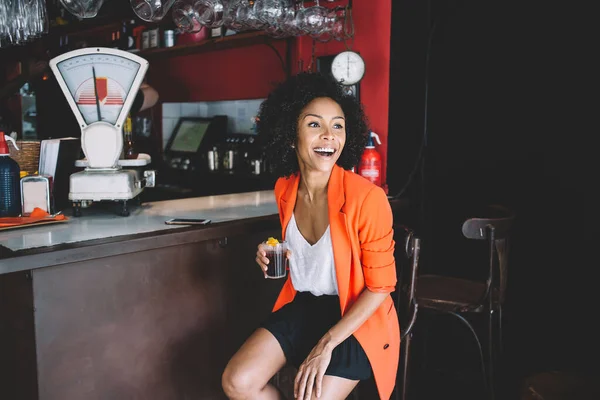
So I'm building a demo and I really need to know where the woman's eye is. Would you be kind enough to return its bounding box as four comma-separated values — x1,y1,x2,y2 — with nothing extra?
308,121,320,128
334,123,344,129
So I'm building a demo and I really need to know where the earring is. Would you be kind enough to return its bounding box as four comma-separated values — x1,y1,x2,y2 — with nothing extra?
291,145,295,149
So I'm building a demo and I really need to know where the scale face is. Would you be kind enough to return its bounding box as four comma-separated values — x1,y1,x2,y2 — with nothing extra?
50,48,149,130
57,53,140,125
50,48,149,169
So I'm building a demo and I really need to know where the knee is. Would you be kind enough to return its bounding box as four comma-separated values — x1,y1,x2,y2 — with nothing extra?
222,363,255,400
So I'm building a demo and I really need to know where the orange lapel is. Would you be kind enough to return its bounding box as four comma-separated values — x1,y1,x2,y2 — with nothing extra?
327,165,352,314
279,173,300,241
273,174,300,310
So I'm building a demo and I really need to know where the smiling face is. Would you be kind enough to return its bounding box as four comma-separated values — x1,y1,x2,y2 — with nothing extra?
295,97,346,175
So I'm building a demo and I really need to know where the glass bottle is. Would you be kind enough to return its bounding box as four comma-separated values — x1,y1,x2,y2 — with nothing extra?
123,115,138,160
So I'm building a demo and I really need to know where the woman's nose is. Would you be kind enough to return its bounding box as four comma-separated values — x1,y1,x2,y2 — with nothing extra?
321,127,335,139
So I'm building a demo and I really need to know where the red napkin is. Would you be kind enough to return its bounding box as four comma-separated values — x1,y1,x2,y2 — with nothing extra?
0,207,67,228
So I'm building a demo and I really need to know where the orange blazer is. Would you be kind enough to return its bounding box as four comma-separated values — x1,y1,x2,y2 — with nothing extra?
272,164,400,400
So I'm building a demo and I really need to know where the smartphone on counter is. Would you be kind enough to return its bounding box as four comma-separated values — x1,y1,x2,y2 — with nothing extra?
165,218,211,225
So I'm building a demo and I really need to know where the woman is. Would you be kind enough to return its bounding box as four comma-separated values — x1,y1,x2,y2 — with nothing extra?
222,72,399,400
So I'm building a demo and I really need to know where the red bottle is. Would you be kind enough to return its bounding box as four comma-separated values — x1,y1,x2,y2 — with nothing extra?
358,132,382,186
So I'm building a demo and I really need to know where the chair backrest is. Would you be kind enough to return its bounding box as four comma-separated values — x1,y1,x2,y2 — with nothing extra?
394,225,421,339
461,204,514,240
461,205,515,305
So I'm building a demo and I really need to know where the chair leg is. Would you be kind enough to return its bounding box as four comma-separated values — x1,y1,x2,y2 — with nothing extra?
498,305,504,356
420,316,430,373
449,312,488,399
496,305,504,399
400,332,413,400
487,310,495,400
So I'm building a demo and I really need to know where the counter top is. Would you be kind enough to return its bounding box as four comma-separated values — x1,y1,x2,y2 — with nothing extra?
0,190,278,253
0,190,410,276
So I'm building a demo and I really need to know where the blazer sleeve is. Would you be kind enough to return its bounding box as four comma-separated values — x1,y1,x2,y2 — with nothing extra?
358,186,397,293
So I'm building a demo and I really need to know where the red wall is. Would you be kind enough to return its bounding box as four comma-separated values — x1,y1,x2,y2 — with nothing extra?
147,40,288,102
148,0,391,186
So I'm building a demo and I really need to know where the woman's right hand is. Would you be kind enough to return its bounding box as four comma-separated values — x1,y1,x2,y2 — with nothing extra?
256,243,269,278
256,243,292,279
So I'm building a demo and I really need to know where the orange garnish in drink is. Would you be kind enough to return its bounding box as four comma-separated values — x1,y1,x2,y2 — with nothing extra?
266,237,279,246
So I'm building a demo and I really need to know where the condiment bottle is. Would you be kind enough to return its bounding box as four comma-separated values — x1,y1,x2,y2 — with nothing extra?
0,132,21,217
123,115,138,160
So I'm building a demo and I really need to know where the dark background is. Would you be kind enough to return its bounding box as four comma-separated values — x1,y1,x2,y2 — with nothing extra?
387,0,593,396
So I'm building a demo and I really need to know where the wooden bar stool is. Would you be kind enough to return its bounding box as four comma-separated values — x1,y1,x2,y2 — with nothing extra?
415,205,515,400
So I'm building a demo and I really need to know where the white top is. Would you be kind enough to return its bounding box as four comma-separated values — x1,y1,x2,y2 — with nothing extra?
286,213,338,296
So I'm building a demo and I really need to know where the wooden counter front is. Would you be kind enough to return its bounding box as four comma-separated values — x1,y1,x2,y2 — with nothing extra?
0,216,282,400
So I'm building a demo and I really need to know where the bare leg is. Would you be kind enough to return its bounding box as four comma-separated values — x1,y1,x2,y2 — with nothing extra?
306,375,359,400
222,328,287,400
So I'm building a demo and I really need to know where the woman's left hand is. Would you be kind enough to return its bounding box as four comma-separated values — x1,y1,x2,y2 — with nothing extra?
294,338,334,399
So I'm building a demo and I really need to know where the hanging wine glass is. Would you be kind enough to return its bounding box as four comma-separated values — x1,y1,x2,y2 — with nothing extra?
172,0,203,33
60,0,105,19
193,0,225,28
130,0,176,22
223,0,246,31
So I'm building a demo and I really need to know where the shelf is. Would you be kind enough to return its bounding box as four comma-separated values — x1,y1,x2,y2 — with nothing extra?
137,31,287,60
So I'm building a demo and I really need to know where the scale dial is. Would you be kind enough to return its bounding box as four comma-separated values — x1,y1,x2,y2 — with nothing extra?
55,53,142,126
331,51,365,86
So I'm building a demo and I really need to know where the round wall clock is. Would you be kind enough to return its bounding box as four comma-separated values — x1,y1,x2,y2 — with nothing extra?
331,51,365,86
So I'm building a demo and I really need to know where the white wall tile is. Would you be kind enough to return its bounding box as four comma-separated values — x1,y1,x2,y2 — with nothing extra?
162,99,265,143
162,117,178,149
181,103,200,117
197,103,209,117
162,103,180,118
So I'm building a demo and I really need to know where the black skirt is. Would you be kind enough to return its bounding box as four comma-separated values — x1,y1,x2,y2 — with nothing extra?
261,291,372,381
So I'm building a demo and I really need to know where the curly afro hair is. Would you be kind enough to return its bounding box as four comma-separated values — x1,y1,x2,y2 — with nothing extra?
256,72,369,178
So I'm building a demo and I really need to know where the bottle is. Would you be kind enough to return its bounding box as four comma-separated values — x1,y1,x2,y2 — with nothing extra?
357,131,382,187
123,20,137,50
123,116,138,160
0,133,22,217
111,31,121,49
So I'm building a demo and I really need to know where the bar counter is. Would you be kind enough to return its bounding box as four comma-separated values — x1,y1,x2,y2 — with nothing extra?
0,190,410,400
0,190,279,274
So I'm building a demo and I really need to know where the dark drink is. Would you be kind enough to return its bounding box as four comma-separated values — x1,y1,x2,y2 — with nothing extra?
264,241,288,279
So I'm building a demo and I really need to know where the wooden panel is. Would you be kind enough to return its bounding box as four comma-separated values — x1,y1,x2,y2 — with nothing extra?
0,271,39,399
32,227,281,400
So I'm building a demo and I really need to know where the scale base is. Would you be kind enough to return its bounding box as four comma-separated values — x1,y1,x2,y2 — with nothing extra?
68,169,155,217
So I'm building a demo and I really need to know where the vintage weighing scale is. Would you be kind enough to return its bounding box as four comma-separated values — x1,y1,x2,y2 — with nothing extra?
49,48,156,217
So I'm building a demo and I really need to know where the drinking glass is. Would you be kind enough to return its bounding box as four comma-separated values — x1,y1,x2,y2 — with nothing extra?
237,0,265,31
302,0,328,38
223,0,245,31
277,0,300,37
60,0,105,19
172,0,203,32
1,0,50,47
261,240,288,279
254,0,283,26
193,0,225,28
131,0,176,22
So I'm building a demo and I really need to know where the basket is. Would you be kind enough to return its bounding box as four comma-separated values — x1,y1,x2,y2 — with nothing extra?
8,140,41,175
